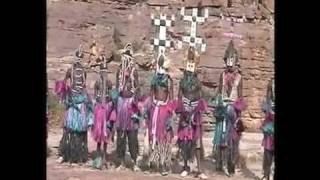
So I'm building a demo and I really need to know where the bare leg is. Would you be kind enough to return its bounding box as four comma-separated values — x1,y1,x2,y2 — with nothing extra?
222,147,230,176
182,140,191,170
103,142,107,159
196,148,208,179
103,142,107,168
96,142,101,165
196,148,201,173
97,142,101,152
128,130,140,171
183,158,188,171
262,149,273,180
116,129,126,169
160,164,168,176
179,140,190,177
216,146,223,171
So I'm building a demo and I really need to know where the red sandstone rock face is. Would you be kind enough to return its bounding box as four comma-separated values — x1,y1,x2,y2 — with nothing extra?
47,0,274,131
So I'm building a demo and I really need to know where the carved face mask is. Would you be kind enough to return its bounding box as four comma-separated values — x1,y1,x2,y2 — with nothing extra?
121,43,134,71
121,54,133,72
124,43,133,55
156,51,169,74
224,40,238,68
186,47,198,72
186,61,196,72
226,56,235,67
75,45,84,62
157,54,164,73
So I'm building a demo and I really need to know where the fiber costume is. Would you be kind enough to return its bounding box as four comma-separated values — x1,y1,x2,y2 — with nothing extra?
90,54,116,169
175,47,208,179
260,78,275,180
211,40,245,176
56,46,93,163
92,48,115,145
115,43,141,171
147,12,176,174
144,52,175,175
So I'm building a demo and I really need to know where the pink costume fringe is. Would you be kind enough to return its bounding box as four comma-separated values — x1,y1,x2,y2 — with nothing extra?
233,98,247,111
144,97,176,145
224,72,236,94
115,97,139,131
262,135,274,151
92,102,116,143
54,80,70,102
261,111,274,151
176,99,207,141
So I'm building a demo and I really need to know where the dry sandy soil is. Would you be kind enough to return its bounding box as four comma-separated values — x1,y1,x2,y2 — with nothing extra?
47,0,274,131
47,127,268,180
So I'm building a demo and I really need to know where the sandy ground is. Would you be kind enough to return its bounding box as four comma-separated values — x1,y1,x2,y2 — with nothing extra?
47,128,267,180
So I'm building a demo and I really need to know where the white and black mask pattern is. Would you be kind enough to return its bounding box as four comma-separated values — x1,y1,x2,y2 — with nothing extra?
121,54,133,69
156,50,169,74
75,45,84,62
121,43,134,68
226,56,235,67
224,40,239,68
186,62,196,72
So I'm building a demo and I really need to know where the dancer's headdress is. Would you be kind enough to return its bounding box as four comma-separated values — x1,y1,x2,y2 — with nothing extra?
183,46,200,72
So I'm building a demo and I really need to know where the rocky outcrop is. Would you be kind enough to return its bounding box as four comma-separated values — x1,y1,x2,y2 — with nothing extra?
182,0,223,7
239,24,273,130
147,0,171,6
47,0,274,131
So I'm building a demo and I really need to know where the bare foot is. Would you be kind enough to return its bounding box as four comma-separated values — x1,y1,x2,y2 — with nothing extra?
198,173,208,179
180,170,188,177
116,164,126,171
133,164,141,172
223,166,230,177
161,171,168,176
56,157,63,164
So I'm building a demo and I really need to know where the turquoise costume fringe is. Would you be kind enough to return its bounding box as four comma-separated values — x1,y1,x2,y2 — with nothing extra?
210,94,227,149
109,89,120,104
64,93,93,132
262,122,274,135
59,92,93,163
211,94,242,174
151,73,169,87
180,71,197,90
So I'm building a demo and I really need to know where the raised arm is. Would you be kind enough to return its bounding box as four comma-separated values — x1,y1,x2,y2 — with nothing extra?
237,76,243,117
238,76,243,98
150,76,155,101
198,78,203,98
107,80,113,91
178,79,183,100
266,79,272,102
93,81,99,100
133,69,140,100
218,72,223,95
106,54,113,64
115,68,120,90
169,76,174,101
83,71,87,88
64,68,72,82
